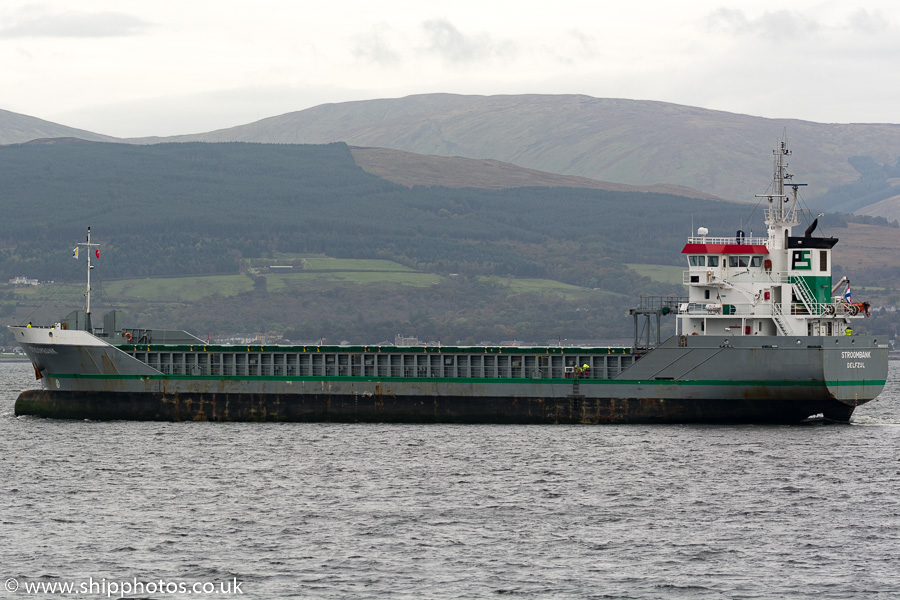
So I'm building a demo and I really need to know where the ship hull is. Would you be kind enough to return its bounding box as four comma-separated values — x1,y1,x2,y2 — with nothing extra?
15,388,856,423
10,326,887,424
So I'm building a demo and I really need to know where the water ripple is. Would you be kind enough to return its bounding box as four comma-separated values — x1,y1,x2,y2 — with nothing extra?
1,361,898,598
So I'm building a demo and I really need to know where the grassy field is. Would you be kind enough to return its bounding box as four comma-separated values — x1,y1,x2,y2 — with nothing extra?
106,275,254,300
3,272,599,307
3,254,649,307
3,257,621,313
9,274,255,303
266,271,442,292
627,264,685,286
10,284,86,303
301,258,415,271
249,256,416,271
478,276,621,300
3,258,448,306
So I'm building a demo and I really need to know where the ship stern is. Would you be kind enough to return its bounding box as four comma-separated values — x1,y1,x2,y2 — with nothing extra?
822,336,889,408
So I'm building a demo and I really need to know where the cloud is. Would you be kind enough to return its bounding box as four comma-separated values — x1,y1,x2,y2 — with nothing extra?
352,24,401,65
701,6,898,42
568,30,599,59
700,8,819,40
549,29,599,65
421,19,517,64
699,8,749,34
847,8,890,34
0,7,150,38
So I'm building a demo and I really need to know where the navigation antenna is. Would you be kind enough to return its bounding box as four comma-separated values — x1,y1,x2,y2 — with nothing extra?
77,227,100,332
757,139,805,233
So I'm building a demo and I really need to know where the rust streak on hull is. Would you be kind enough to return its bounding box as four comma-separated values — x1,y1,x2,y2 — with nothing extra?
15,389,856,424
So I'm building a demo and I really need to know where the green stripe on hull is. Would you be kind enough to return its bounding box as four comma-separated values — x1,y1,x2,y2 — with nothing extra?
47,372,886,388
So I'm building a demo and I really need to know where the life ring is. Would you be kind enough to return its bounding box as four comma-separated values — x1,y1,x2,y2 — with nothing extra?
123,332,132,341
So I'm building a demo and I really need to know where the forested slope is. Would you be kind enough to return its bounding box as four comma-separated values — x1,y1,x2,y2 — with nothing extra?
0,140,759,288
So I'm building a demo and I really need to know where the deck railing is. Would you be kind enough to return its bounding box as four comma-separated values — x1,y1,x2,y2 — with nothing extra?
687,235,768,246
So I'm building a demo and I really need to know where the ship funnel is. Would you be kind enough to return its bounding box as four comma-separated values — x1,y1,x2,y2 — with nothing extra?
804,218,818,238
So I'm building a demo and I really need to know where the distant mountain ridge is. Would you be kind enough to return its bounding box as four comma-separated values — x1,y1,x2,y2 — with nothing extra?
128,94,900,207
0,109,116,145
3,95,900,218
348,147,722,199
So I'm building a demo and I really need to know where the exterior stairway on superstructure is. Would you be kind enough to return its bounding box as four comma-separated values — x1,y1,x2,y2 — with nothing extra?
772,304,791,335
791,276,820,315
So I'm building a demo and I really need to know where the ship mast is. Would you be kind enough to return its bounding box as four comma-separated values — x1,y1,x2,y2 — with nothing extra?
77,227,100,332
758,139,805,254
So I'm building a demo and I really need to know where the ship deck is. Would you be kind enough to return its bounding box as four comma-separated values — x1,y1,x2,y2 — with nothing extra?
118,344,637,380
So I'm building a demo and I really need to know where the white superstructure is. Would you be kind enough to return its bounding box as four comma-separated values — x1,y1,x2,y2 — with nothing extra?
677,140,869,338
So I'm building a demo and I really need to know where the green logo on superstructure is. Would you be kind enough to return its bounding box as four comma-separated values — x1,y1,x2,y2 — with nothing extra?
791,250,811,270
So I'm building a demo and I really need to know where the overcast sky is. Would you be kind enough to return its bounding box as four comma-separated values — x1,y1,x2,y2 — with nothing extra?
2,1,899,137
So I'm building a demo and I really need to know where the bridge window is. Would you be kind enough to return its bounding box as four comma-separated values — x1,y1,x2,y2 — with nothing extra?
689,256,706,267
750,256,763,268
728,256,750,268
707,256,719,267
820,250,827,272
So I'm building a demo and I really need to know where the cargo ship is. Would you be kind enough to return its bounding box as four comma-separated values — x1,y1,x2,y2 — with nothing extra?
9,142,889,423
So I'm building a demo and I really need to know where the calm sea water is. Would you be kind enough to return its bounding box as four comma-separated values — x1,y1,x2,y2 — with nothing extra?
1,360,899,600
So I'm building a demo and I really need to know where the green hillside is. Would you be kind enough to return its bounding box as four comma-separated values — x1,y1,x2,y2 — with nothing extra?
3,257,641,345
0,140,759,282
1,141,894,344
